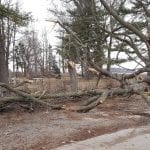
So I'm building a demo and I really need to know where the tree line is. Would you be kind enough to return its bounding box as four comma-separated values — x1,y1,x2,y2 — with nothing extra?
0,0,150,112
52,0,150,81
0,0,150,85
0,0,61,84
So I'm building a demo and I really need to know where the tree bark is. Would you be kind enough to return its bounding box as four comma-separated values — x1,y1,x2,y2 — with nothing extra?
0,20,8,84
68,61,78,91
99,0,147,43
0,82,63,110
0,47,8,84
0,81,148,113
77,92,109,113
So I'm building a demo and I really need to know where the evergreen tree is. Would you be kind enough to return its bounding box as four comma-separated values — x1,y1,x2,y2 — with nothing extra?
99,0,150,74
0,1,30,83
55,0,133,74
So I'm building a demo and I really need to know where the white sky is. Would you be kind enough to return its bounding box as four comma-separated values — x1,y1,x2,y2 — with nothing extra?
19,0,60,47
20,0,48,19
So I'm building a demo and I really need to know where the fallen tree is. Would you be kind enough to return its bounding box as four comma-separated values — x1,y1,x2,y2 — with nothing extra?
41,0,150,113
65,82,150,113
0,82,64,111
90,62,150,87
0,81,149,113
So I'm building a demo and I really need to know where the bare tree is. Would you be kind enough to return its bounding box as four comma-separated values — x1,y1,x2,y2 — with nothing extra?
15,30,42,78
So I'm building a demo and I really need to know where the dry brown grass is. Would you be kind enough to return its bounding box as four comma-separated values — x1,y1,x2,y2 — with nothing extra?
9,75,120,94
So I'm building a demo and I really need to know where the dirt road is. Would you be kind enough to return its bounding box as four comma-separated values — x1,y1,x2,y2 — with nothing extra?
0,95,150,150
53,125,150,150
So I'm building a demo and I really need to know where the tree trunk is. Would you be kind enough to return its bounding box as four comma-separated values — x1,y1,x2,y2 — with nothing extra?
0,34,8,96
68,61,77,91
0,49,8,84
0,82,63,110
107,15,113,71
0,31,8,84
12,24,17,73
0,16,8,84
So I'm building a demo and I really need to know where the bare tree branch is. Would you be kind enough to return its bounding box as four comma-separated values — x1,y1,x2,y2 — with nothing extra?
99,0,147,42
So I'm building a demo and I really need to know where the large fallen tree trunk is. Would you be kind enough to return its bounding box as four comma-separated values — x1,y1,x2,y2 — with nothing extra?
76,92,109,113
35,82,147,99
63,82,149,113
90,62,150,87
0,96,32,111
0,82,149,113
0,82,63,110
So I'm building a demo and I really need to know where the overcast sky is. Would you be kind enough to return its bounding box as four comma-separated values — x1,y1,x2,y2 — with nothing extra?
18,0,60,46
21,0,48,19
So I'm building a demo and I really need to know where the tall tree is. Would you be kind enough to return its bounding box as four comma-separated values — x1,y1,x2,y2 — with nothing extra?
51,0,130,76
15,30,41,78
0,1,30,83
55,0,106,78
99,0,150,75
